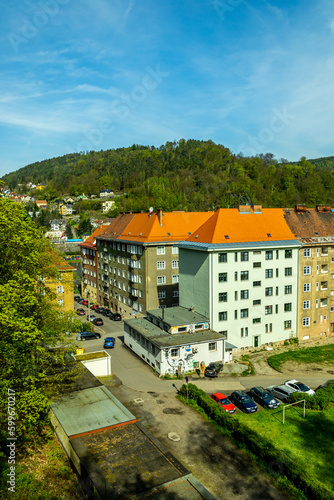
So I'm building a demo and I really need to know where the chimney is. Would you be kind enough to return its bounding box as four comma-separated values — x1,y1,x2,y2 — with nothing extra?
157,209,163,226
316,205,331,213
295,205,307,213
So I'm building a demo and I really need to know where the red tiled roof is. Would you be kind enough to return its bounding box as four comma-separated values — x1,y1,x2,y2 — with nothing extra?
187,208,297,244
284,207,334,238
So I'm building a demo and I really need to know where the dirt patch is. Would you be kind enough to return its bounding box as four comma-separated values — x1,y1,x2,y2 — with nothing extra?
107,379,289,500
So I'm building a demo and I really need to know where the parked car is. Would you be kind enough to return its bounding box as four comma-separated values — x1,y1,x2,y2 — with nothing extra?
76,331,101,341
267,385,295,403
91,304,99,310
87,314,96,321
77,298,84,304
74,296,81,302
249,386,280,409
93,318,104,326
82,300,88,306
105,311,114,318
284,379,315,396
210,392,236,413
110,312,122,321
204,362,224,378
101,309,110,316
76,308,85,316
230,390,258,413
103,337,116,348
95,307,104,314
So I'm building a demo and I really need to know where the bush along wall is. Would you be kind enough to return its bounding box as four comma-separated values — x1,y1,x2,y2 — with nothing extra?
178,383,334,500
289,381,334,410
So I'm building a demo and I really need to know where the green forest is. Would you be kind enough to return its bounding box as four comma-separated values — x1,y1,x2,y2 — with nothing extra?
3,139,334,213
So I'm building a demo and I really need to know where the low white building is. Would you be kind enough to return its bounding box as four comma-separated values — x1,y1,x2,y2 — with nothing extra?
102,200,115,213
123,306,228,376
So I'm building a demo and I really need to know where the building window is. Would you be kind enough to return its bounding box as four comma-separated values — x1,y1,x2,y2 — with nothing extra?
219,311,227,321
218,252,227,263
253,318,261,324
265,250,273,260
156,246,165,255
172,290,179,297
253,281,261,287
285,267,292,276
234,272,238,281
285,249,292,258
219,272,227,282
284,320,292,329
241,251,249,262
157,276,166,285
209,342,217,351
219,292,228,302
265,323,272,333
321,247,328,255
302,317,310,327
265,287,273,296
253,299,261,305
304,248,311,257
234,252,238,262
240,290,249,299
321,264,328,273
303,300,310,309
240,308,248,318
172,246,179,254
172,260,179,269
241,327,249,337
285,285,292,294
158,291,166,299
56,285,63,294
172,275,179,283
265,305,273,315
57,299,63,306
253,262,261,268
170,348,179,357
303,283,310,292
320,298,327,307
265,269,273,278
157,261,166,269
284,303,292,312
303,266,311,275
240,271,249,281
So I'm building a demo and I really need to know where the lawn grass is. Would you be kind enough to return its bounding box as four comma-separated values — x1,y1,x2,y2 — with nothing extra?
235,404,334,492
267,343,334,371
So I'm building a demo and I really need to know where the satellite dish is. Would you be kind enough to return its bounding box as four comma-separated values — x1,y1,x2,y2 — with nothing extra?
149,207,154,212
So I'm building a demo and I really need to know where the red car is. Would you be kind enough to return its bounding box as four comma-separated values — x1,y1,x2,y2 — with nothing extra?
82,300,88,306
76,308,85,316
210,392,236,414
91,304,99,310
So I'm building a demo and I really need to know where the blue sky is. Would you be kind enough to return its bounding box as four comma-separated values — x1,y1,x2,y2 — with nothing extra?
1,0,334,176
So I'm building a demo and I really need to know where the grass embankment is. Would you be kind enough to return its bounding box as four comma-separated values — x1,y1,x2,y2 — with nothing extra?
179,383,334,500
235,405,334,493
267,344,334,371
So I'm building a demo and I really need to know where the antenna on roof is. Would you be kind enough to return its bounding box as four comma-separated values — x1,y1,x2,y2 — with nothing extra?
149,207,154,213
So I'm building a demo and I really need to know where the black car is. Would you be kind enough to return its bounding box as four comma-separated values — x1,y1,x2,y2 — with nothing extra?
105,311,114,318
230,390,258,413
95,307,104,314
249,386,280,409
76,331,101,341
204,362,224,378
93,318,104,326
110,312,122,321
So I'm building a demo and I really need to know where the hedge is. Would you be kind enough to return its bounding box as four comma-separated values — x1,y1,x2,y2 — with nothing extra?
179,383,334,500
289,381,334,410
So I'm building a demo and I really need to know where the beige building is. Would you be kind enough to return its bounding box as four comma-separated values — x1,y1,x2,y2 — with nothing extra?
284,205,334,342
95,210,213,316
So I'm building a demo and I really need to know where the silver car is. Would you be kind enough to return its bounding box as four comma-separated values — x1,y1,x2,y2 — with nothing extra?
284,379,315,396
267,384,295,403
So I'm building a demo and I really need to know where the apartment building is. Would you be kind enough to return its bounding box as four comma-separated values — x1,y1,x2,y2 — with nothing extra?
45,252,76,312
178,206,301,350
95,210,213,315
79,224,110,304
284,205,334,342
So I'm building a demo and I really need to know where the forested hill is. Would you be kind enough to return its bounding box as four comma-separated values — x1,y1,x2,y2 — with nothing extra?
2,139,334,212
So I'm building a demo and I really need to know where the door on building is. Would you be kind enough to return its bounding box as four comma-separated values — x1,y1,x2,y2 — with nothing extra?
254,336,259,348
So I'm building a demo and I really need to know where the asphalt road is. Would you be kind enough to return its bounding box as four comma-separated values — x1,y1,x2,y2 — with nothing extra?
74,303,331,394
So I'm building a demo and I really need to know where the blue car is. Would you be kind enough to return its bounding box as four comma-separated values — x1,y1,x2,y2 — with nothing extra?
230,390,258,413
104,337,116,348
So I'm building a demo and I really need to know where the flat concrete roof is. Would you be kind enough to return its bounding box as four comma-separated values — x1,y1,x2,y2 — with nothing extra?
70,422,215,499
51,386,137,437
147,306,209,327
124,317,225,348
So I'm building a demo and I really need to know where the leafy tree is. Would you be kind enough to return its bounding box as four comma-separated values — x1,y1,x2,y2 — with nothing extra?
0,199,80,438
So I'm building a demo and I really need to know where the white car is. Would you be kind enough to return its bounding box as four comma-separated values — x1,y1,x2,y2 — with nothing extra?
284,379,315,396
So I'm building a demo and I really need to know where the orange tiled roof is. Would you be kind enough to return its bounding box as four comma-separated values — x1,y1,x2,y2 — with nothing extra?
186,208,297,244
79,224,111,249
98,211,214,243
